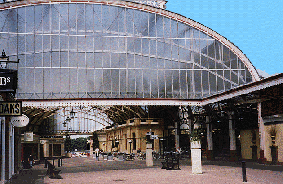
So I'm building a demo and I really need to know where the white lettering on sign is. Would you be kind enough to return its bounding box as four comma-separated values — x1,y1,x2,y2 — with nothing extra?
150,135,158,139
11,114,29,127
0,102,21,116
0,77,11,85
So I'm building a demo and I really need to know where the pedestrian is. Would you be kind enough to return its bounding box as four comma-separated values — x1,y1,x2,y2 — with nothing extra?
95,148,100,161
28,154,34,167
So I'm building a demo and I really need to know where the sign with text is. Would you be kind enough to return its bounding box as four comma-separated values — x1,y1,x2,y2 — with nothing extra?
0,101,22,116
11,114,29,127
150,135,158,139
24,132,33,142
0,69,17,93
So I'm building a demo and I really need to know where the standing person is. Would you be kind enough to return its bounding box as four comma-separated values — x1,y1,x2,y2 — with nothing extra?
95,148,100,161
28,154,34,167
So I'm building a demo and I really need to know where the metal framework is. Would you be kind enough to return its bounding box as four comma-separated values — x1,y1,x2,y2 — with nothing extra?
21,73,283,108
0,0,259,102
0,0,265,133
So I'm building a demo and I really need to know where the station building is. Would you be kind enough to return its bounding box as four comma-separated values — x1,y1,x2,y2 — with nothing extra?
104,118,164,153
0,0,282,182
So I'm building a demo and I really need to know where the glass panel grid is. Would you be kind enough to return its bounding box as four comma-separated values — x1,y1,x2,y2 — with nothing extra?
0,3,253,100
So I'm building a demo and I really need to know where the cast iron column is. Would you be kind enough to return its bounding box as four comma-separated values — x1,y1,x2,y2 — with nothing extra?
258,103,266,164
228,111,237,161
206,116,214,160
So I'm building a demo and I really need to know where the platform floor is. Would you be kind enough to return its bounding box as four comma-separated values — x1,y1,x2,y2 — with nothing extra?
6,157,283,184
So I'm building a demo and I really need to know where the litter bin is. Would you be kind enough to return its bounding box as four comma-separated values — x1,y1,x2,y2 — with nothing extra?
161,152,180,170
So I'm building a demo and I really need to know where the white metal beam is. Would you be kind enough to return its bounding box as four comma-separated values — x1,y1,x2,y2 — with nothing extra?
22,99,203,108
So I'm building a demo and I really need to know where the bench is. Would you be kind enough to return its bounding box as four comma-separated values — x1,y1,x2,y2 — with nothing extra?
161,152,181,170
46,161,61,178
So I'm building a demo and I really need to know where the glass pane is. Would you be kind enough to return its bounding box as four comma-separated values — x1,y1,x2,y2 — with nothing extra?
26,6,35,33
93,4,102,31
94,53,102,68
43,68,51,93
70,68,77,92
180,70,187,98
60,4,68,33
51,4,59,33
61,68,69,93
34,53,42,67
78,37,86,51
86,52,94,68
51,69,61,93
43,5,51,33
77,4,85,33
26,54,34,67
18,35,25,54
35,6,43,32
43,52,51,67
111,69,119,94
26,35,34,53
120,69,126,94
26,69,34,93
202,71,209,97
103,69,111,92
143,70,150,98
94,69,103,92
35,35,42,53
165,70,172,97
78,69,87,92
151,70,158,97
128,70,135,93
87,69,94,92
126,9,134,34
52,35,59,50
52,52,60,67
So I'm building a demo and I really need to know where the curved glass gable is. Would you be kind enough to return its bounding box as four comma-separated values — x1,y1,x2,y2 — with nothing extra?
0,3,253,100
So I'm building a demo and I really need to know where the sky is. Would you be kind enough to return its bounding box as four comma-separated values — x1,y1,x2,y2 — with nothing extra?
166,0,283,76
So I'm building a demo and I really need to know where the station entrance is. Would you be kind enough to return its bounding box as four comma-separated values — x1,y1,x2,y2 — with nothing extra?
18,99,259,163
2,0,282,182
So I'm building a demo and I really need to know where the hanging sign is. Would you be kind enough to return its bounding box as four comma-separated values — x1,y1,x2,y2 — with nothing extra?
0,69,17,93
0,101,22,116
40,140,47,144
24,132,33,141
150,135,158,139
11,114,29,127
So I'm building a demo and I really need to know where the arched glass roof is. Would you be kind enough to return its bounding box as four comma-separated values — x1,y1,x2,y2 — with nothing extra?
0,0,259,100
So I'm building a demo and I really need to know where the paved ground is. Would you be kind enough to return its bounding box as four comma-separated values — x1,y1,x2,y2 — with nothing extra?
7,157,283,184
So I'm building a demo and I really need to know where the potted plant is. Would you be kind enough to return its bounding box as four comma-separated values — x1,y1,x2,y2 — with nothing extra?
190,129,202,148
65,134,72,158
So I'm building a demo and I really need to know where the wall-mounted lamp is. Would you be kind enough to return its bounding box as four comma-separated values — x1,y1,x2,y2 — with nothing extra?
70,108,76,118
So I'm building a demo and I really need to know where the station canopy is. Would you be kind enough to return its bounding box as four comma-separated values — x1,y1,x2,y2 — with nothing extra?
0,0,260,132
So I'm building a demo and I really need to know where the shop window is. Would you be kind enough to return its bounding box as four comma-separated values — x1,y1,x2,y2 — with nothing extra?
53,144,61,156
49,144,52,157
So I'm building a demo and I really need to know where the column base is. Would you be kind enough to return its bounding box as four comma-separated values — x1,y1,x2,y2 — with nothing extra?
250,145,258,161
191,148,202,174
229,150,238,162
270,146,278,165
146,144,153,167
258,150,267,164
206,150,214,160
